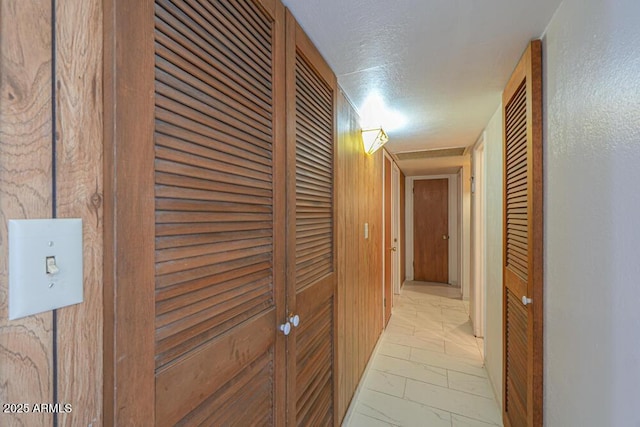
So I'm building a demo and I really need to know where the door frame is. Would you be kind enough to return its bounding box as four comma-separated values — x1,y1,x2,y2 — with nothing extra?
471,134,487,339
391,162,401,295
382,150,393,326
405,174,459,285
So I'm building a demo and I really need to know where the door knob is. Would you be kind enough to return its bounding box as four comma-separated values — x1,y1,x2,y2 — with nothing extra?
442,235,449,240
389,246,397,252
522,296,533,306
289,314,300,327
279,321,291,336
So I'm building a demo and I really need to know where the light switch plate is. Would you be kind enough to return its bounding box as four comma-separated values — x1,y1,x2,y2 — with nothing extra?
9,219,83,320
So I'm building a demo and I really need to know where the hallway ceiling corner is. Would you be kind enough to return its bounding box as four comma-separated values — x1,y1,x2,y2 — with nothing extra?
281,0,562,175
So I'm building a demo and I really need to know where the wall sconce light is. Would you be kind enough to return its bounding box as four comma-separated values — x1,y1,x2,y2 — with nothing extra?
361,127,389,155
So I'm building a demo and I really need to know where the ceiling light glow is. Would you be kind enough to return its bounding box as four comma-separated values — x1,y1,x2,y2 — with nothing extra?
359,93,407,133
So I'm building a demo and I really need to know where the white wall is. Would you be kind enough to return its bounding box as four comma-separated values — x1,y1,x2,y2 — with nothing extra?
482,105,504,407
543,0,640,425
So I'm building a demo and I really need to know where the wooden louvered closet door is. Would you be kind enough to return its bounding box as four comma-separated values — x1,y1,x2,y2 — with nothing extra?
285,11,338,427
104,0,287,425
502,40,543,427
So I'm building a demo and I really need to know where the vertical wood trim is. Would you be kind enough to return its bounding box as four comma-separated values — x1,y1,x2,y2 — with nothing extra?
331,53,340,427
54,0,103,424
103,0,156,425
527,39,543,427
271,1,287,426
0,1,54,426
284,10,297,427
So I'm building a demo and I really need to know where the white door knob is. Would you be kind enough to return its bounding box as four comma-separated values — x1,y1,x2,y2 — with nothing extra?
289,314,300,327
279,321,291,336
522,296,533,305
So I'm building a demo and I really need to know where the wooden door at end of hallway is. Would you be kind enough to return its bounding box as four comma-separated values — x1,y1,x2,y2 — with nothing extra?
413,179,449,283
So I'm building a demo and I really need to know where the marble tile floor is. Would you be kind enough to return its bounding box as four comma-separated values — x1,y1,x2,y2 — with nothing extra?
343,281,502,427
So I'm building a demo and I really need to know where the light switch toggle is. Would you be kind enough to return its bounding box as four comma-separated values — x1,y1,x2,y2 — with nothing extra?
46,256,60,275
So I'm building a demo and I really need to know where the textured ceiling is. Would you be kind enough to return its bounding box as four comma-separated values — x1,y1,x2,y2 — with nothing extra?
281,0,562,173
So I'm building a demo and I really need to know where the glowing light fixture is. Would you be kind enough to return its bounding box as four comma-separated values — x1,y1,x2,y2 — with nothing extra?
361,127,389,155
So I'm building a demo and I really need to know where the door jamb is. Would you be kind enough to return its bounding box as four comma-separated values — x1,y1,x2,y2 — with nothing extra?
471,134,487,339
392,162,401,295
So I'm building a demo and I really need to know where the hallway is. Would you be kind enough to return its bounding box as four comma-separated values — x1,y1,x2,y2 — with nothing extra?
344,282,502,427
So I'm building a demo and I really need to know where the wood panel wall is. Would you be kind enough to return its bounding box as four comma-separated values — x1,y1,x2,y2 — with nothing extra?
0,1,103,425
0,2,54,425
336,90,383,422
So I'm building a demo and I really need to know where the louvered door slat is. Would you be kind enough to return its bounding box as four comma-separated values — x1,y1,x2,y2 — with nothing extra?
156,254,271,291
295,106,332,145
155,161,271,192
156,1,272,96
227,0,271,41
505,291,528,426
156,67,272,134
155,9,271,105
155,174,272,199
296,55,333,100
296,82,333,124
156,55,271,126
155,140,271,179
156,92,272,148
205,0,271,54
506,81,528,282
156,113,271,159
155,43,271,118
177,0,272,73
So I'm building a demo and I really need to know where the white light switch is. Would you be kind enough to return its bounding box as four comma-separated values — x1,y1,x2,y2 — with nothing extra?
9,219,83,320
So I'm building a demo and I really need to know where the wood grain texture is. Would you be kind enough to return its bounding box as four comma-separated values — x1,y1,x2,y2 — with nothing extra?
335,90,383,423
54,0,103,425
0,1,54,426
103,0,156,425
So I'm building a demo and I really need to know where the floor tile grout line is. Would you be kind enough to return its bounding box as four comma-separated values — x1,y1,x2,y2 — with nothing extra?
405,376,498,401
402,393,501,426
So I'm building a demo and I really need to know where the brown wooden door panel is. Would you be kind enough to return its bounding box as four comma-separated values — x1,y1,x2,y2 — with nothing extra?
286,10,337,427
104,0,286,425
153,0,286,425
413,179,449,283
502,40,543,427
